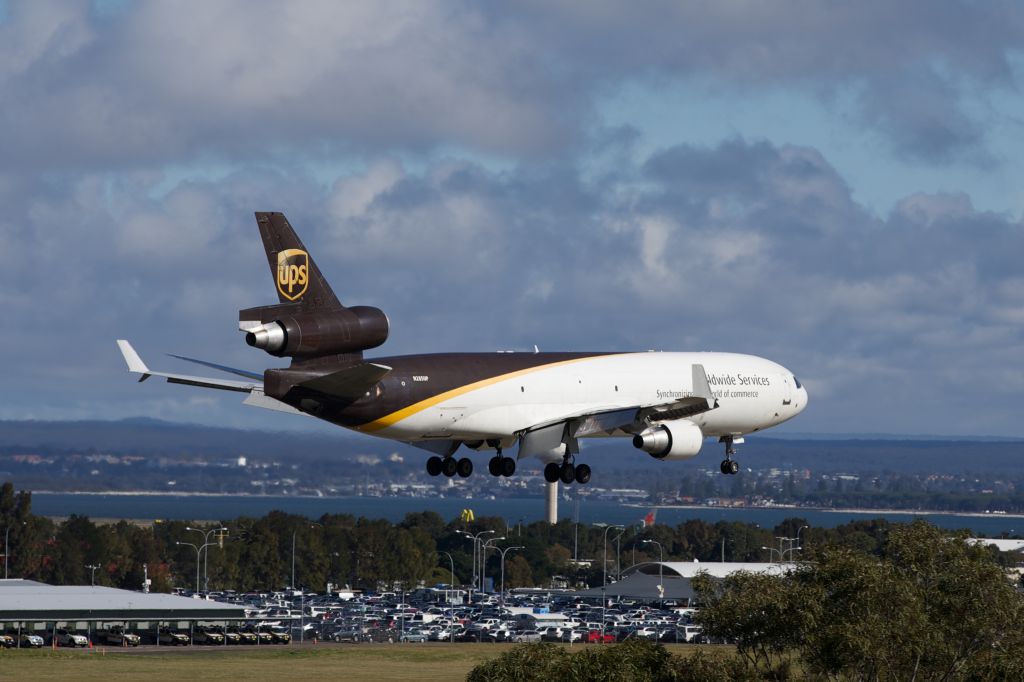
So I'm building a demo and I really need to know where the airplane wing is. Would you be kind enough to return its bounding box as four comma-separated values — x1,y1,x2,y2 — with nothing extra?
517,364,719,459
116,340,302,414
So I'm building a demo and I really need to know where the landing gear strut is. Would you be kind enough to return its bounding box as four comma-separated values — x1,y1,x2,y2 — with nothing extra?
719,436,740,475
543,453,591,485
487,446,516,477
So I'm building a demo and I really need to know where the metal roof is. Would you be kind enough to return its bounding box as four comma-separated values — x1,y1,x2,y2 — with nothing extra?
576,572,697,601
0,579,246,621
624,561,797,579
967,538,1024,552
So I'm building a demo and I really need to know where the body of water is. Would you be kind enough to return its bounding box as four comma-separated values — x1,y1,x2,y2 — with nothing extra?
28,492,1024,536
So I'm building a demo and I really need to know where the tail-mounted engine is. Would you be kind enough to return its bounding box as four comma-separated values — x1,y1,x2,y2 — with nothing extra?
241,304,389,359
632,419,704,461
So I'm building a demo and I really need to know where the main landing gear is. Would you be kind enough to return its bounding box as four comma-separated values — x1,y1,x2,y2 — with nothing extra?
426,455,473,478
543,454,591,486
719,436,740,475
488,449,516,477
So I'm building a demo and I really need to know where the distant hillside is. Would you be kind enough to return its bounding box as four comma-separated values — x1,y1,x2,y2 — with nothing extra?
2,418,1022,475
0,418,362,460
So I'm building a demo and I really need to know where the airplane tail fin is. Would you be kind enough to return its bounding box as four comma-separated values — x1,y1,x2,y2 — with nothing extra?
241,212,389,369
255,212,341,310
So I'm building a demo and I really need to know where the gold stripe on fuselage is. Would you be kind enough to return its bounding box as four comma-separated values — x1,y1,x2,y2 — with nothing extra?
354,355,599,433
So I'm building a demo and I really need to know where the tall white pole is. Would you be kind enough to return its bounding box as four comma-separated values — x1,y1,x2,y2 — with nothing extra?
545,481,557,524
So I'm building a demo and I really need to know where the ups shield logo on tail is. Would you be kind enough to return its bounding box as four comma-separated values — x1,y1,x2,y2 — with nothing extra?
276,249,309,301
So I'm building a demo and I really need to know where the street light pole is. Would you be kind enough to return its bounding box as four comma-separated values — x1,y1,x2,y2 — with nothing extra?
480,537,505,594
761,546,782,562
602,525,624,587
613,527,626,583
796,525,809,554
641,539,664,602
3,522,25,580
186,526,228,593
439,550,457,644
457,529,494,601
292,522,323,591
85,564,100,586
176,541,202,593
497,546,523,605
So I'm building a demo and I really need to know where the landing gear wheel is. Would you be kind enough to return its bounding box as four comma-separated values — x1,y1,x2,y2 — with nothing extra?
559,462,575,485
488,456,502,477
544,462,561,483
442,457,458,477
728,460,739,475
426,456,443,477
720,460,730,475
574,463,591,484
500,457,516,477
456,457,473,478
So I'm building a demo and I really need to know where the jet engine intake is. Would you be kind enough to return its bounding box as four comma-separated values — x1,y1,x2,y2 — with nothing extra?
632,419,704,460
244,306,389,358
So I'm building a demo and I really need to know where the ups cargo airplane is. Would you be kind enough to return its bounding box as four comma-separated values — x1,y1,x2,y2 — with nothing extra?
118,212,807,485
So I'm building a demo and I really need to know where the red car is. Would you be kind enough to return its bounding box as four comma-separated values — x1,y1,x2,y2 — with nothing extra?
586,630,615,644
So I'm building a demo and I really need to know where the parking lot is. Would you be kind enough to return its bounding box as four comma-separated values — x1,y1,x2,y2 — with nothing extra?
2,577,710,651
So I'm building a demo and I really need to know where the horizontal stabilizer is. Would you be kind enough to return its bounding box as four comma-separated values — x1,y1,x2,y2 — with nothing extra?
116,340,258,393
297,363,392,401
167,353,264,381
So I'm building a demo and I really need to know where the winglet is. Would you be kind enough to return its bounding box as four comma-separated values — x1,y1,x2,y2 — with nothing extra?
117,340,151,382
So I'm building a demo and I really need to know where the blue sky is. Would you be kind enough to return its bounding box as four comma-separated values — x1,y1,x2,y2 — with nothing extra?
0,1,1022,438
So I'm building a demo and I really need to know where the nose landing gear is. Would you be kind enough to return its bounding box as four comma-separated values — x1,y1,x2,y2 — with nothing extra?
719,436,740,475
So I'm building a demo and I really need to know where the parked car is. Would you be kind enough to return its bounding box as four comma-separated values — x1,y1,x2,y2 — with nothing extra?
0,633,15,648
192,626,225,645
513,630,542,643
539,626,564,642
586,630,615,644
680,625,703,643
101,625,141,647
333,627,368,643
560,628,584,643
157,627,190,646
268,625,292,644
241,625,274,644
399,630,428,643
55,628,89,648
19,633,44,648
227,626,257,644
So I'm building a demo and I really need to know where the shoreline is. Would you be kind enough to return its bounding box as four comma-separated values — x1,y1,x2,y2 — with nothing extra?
640,503,1024,520
29,490,1024,520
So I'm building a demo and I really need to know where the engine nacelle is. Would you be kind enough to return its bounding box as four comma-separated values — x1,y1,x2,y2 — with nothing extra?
632,419,704,461
245,306,389,358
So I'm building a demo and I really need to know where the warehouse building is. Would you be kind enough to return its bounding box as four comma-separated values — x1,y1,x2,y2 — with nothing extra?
0,578,246,646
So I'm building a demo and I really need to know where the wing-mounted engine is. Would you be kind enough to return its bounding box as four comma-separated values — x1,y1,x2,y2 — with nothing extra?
632,418,704,461
240,305,389,359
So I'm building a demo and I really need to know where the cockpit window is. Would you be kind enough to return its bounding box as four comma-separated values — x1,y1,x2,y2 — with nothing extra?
793,376,802,389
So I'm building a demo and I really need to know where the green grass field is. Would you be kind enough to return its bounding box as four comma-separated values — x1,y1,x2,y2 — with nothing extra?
0,642,712,681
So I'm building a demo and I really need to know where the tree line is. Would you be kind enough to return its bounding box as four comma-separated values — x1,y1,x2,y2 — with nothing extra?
0,481,1013,594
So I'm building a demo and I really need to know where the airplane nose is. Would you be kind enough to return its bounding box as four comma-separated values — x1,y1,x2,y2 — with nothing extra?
798,386,808,412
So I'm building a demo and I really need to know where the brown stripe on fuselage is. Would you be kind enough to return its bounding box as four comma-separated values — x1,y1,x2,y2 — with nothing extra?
319,352,619,431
